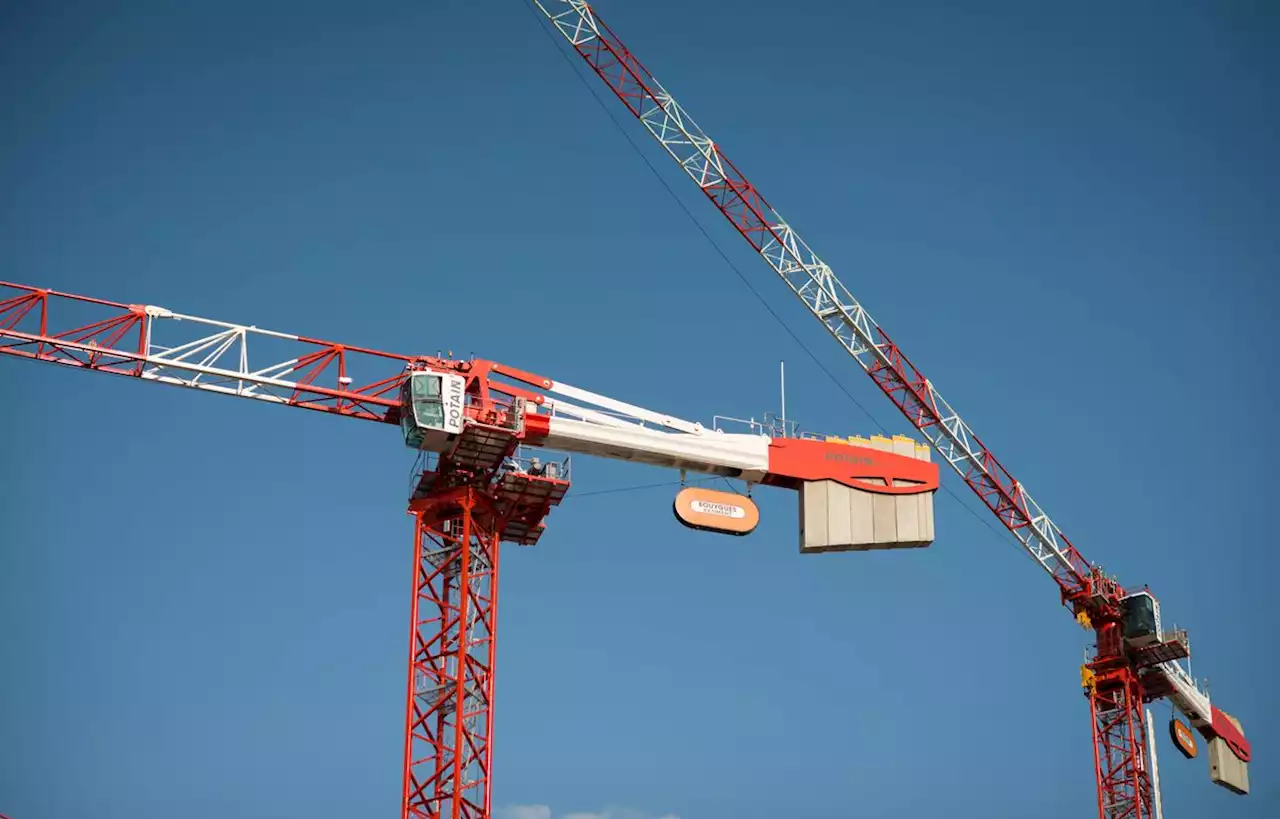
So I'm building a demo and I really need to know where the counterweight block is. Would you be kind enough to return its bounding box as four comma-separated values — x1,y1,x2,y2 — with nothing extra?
798,434,937,552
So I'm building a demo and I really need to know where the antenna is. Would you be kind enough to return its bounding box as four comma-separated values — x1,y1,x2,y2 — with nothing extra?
779,360,787,436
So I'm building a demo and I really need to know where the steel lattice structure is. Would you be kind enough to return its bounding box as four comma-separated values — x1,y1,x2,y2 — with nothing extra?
0,282,412,422
1091,672,1155,819
402,489,502,819
531,0,1093,597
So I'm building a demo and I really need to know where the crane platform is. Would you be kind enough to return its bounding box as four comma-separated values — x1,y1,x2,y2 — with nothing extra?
1129,629,1191,671
447,419,519,475
495,454,570,546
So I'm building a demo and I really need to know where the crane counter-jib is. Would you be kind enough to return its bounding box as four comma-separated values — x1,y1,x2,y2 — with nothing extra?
398,365,942,554
397,367,941,496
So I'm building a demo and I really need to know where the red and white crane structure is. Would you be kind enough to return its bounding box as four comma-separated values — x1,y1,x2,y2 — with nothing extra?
0,280,939,818
0,3,1255,818
528,1,1252,817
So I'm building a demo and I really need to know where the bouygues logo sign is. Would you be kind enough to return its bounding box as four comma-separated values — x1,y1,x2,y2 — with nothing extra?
1169,718,1198,759
672,486,760,536
824,450,876,466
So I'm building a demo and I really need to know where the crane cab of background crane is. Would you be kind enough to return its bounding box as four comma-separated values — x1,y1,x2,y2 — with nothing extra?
1121,590,1162,649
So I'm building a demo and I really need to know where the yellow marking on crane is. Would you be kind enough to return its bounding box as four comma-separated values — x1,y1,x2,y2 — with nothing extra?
1081,666,1096,695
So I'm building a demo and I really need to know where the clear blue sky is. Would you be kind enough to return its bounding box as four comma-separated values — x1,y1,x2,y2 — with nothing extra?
2,1,1276,817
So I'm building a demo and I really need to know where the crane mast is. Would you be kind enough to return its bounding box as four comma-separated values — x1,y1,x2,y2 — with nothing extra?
529,1,1251,815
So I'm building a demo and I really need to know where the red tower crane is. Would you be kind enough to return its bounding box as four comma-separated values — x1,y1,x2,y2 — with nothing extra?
0,280,941,818
527,1,1252,816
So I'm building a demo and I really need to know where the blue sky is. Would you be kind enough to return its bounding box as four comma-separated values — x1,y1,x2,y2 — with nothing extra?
1,1,1277,817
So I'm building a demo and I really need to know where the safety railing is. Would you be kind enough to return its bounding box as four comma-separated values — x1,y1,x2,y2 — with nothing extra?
504,445,571,481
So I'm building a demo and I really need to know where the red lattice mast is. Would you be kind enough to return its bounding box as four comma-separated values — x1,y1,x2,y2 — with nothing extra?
401,488,501,819
0,281,564,819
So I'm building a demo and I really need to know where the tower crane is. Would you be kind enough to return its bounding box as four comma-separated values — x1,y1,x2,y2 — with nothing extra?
0,280,940,819
528,1,1252,817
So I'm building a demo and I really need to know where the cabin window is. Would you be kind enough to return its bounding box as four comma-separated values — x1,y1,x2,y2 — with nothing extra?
411,373,445,429
400,372,447,449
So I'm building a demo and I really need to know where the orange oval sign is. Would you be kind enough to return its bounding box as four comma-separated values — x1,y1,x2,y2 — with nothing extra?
1169,718,1198,759
673,487,760,536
